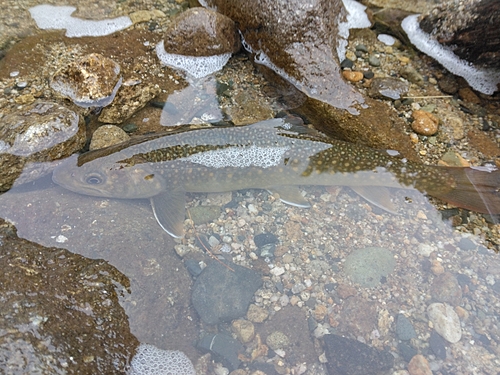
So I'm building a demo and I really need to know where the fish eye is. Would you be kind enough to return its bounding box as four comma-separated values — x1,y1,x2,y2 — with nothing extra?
85,173,104,185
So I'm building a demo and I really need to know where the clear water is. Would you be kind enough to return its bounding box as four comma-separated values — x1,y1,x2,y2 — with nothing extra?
1,2,500,375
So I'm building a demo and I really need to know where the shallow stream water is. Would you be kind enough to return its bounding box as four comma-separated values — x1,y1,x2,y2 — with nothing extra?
1,1,500,375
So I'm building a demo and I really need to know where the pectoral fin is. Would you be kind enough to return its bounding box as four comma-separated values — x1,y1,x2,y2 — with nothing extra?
350,186,399,214
269,186,311,208
150,190,186,238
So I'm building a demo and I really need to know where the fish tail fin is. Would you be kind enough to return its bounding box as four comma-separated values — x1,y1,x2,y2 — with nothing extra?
430,167,500,219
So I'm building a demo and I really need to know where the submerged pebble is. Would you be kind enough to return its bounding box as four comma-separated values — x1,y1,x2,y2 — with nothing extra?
427,303,462,343
343,247,396,288
411,110,439,136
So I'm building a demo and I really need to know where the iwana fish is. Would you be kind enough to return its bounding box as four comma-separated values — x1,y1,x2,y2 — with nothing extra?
52,118,500,237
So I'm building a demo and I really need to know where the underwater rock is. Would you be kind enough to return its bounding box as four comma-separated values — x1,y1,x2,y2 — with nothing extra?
395,314,417,341
197,333,242,371
430,272,462,306
0,101,85,191
343,246,396,288
368,77,409,100
339,296,377,337
323,334,394,375
191,260,262,325
89,125,130,150
98,80,161,124
50,53,122,107
411,110,439,136
156,7,240,78
427,303,462,344
295,96,420,161
0,218,138,374
201,0,366,112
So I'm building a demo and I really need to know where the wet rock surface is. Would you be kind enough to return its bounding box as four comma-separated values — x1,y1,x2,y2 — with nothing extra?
323,334,394,375
203,0,364,112
430,271,463,306
0,218,138,374
98,80,161,124
420,0,500,70
50,53,122,108
0,101,85,191
368,77,409,100
191,260,262,325
162,7,240,56
0,184,200,360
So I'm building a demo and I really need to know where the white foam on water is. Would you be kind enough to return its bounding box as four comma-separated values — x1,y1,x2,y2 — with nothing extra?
337,0,371,61
29,4,132,38
129,344,195,375
155,41,231,79
402,14,500,95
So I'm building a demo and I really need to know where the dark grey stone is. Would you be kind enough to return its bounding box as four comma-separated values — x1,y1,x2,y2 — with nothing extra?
429,330,447,360
198,333,242,371
191,260,262,325
396,314,417,341
323,334,394,375
398,342,417,363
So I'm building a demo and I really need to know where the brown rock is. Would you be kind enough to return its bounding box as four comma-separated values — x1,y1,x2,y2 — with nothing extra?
408,354,432,375
420,0,500,70
336,284,357,299
0,101,85,191
438,74,459,94
98,81,161,124
339,296,377,336
50,53,122,108
296,96,420,161
232,319,255,343
467,129,500,158
162,7,240,56
203,0,364,112
430,272,462,306
89,125,130,150
0,219,139,373
458,87,481,104
411,110,439,136
342,70,364,82
247,304,269,323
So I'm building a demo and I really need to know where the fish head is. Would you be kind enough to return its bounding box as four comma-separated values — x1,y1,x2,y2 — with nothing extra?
52,153,166,199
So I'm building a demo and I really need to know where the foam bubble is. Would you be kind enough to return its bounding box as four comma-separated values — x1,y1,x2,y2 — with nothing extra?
402,14,500,95
129,344,195,375
184,144,290,169
156,41,231,79
29,4,132,38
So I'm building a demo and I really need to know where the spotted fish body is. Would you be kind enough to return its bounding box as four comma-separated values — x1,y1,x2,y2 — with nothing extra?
53,118,500,237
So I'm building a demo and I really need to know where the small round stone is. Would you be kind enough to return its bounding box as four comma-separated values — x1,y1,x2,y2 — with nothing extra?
342,70,364,82
368,55,381,67
340,58,354,69
411,110,439,136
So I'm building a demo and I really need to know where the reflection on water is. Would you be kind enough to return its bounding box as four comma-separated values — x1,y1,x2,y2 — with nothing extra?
1,2,500,375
